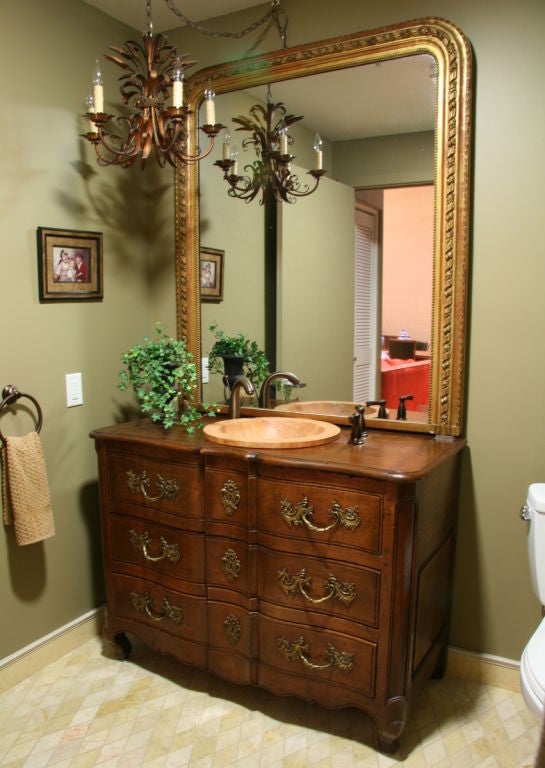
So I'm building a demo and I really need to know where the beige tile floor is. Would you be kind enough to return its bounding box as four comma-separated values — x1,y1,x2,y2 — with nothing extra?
0,635,541,767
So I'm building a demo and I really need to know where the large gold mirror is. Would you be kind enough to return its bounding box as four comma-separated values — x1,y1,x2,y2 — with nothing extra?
175,17,473,437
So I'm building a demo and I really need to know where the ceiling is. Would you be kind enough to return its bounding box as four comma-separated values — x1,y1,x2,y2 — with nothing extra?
81,0,266,33
82,1,436,141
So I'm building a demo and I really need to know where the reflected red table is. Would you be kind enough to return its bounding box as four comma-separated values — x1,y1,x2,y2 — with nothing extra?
381,357,430,411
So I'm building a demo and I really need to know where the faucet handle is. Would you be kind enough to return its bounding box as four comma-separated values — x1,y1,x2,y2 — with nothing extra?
366,399,388,419
396,394,414,421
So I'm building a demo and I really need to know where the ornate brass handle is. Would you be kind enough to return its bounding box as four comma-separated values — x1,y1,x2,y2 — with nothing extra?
278,636,354,674
280,496,361,533
129,590,183,624
220,479,241,516
129,529,181,564
278,568,356,606
126,469,179,502
221,548,241,582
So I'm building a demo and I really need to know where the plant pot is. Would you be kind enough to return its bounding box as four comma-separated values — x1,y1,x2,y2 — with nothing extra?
221,355,246,391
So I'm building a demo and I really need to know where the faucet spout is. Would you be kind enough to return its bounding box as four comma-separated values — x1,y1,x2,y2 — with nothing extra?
229,376,255,419
258,371,301,409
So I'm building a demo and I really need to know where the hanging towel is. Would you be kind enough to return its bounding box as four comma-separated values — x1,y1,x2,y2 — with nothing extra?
1,432,55,545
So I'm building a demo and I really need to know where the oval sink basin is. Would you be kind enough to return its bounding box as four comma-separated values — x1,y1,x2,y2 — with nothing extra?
203,417,340,449
276,401,379,419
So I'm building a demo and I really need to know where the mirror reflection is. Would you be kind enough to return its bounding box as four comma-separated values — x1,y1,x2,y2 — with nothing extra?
176,18,473,437
198,55,436,423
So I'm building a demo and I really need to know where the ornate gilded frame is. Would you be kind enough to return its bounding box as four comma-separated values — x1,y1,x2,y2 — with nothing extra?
175,17,473,437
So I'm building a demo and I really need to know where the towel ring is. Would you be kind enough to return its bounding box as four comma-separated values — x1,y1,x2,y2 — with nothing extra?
0,385,43,447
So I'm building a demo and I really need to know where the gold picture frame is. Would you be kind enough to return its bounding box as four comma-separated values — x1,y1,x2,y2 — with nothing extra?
200,247,224,302
37,226,103,302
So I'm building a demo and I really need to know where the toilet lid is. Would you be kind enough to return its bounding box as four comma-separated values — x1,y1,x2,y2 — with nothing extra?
522,619,545,706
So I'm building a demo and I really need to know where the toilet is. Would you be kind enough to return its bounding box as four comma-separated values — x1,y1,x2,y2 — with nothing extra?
521,483,545,718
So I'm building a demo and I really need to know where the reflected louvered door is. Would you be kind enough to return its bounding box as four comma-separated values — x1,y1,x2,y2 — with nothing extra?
353,204,380,402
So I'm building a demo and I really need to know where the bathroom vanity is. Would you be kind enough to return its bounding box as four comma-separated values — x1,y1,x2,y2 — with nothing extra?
91,417,464,753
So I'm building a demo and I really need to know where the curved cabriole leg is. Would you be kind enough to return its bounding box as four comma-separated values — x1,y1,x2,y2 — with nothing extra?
376,696,407,754
113,632,132,660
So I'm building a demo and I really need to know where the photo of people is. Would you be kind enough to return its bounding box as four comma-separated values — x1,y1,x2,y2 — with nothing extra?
53,247,91,283
200,260,216,289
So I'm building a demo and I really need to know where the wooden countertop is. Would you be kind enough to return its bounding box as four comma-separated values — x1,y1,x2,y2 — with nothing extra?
91,418,466,484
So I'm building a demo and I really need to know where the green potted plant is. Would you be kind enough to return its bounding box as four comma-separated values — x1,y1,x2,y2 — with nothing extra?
208,322,270,396
118,323,213,432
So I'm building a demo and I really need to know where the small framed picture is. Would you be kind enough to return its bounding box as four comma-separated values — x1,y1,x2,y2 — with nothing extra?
200,247,224,302
37,226,103,302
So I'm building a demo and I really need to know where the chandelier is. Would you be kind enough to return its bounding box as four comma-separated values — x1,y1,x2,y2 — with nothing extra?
214,87,326,204
81,0,224,168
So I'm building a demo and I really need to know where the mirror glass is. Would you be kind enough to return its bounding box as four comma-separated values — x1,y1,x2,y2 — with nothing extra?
175,18,473,437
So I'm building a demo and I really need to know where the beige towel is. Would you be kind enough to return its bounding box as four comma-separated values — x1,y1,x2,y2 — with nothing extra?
1,432,55,545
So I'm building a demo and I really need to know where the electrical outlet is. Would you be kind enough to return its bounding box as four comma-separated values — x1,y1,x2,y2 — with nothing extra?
66,372,83,407
201,357,209,384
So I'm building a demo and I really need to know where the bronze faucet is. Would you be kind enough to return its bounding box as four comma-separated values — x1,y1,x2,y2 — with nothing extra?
229,376,255,419
258,371,301,408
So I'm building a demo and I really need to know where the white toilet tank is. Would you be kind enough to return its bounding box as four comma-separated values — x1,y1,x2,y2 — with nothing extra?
523,483,545,604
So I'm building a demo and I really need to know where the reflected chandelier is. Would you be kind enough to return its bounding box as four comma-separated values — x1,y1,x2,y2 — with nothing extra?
81,0,285,169
215,87,326,204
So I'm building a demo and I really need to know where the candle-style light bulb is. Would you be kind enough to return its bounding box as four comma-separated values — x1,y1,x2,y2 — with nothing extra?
230,143,239,176
171,57,184,109
92,58,104,114
204,82,216,126
222,128,231,160
313,132,323,170
86,90,97,133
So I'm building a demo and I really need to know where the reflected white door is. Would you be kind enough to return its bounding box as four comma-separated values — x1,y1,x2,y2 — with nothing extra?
353,204,380,402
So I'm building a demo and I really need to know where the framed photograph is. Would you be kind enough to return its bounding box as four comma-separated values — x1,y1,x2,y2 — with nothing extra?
200,247,224,302
37,226,103,302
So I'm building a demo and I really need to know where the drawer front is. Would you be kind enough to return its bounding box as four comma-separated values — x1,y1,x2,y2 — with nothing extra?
109,514,205,585
258,548,380,629
258,616,377,701
206,537,250,595
258,479,383,554
106,452,202,519
110,573,206,643
207,602,254,684
204,468,249,526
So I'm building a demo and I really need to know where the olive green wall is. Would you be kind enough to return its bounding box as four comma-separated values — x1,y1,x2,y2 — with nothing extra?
2,0,544,666
168,0,545,662
0,1,169,658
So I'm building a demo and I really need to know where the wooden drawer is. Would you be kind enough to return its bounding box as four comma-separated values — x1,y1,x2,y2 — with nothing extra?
110,573,206,644
109,514,205,587
207,602,254,684
257,547,380,629
258,616,377,703
106,450,203,520
206,536,250,596
257,478,383,555
204,467,249,529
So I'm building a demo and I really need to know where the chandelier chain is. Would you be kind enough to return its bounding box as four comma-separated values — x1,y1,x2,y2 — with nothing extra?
163,0,287,42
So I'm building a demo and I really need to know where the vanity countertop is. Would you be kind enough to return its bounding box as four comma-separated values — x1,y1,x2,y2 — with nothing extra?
90,417,466,483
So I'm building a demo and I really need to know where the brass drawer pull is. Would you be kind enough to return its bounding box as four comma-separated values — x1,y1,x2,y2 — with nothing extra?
129,529,181,564
220,479,241,516
280,496,361,533
278,568,356,606
126,469,179,502
278,635,354,674
221,548,241,582
223,614,242,645
129,590,184,624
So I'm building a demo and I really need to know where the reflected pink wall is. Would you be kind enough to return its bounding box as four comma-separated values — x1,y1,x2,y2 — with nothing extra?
382,185,434,344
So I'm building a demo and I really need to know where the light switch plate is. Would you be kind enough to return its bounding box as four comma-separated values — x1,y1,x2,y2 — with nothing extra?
201,357,209,384
66,372,83,407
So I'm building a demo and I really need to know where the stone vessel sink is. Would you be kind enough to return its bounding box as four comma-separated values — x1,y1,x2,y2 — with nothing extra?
276,400,379,420
203,416,340,449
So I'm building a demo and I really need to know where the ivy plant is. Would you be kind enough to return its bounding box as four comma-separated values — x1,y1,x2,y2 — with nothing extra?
118,323,214,431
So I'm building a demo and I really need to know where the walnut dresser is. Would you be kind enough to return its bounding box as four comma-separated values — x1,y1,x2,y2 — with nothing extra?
91,418,465,753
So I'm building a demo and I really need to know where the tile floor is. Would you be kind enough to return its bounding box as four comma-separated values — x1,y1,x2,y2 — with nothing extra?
0,635,541,767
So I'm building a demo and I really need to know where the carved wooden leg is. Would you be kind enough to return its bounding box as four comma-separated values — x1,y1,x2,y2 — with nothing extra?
431,645,448,679
114,632,132,660
375,696,407,754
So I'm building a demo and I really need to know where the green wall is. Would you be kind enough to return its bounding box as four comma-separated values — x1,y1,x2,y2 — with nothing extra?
1,0,545,665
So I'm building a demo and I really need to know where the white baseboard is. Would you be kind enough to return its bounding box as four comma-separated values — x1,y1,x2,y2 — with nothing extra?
446,645,521,693
0,614,521,696
0,606,105,694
